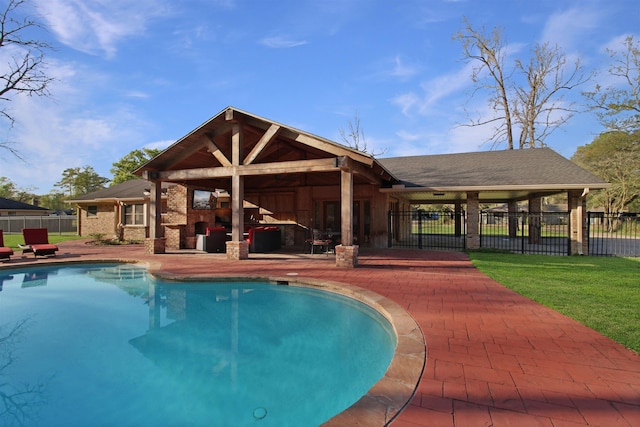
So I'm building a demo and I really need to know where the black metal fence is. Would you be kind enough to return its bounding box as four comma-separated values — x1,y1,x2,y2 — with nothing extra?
479,211,570,255
588,212,640,257
388,210,466,251
0,215,77,235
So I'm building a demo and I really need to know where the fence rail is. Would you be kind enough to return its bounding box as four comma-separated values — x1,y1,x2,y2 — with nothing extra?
588,212,640,257
388,210,639,257
479,211,570,256
0,215,78,235
388,210,466,251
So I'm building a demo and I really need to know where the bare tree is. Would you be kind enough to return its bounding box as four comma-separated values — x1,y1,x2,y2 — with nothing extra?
514,42,588,148
0,0,53,157
583,35,640,132
338,112,386,156
453,18,588,149
453,19,515,149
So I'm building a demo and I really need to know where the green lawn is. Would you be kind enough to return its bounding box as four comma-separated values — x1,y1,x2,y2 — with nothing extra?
2,233,84,250
468,251,640,354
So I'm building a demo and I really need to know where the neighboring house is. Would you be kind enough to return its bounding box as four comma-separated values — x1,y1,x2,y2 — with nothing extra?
0,197,50,216
66,180,171,241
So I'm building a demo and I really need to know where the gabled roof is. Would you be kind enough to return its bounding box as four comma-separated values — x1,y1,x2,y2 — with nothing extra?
66,179,170,203
134,106,396,189
0,197,49,211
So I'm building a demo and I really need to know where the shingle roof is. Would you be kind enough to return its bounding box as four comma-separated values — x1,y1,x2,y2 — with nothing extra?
0,197,49,211
67,179,171,202
377,148,608,188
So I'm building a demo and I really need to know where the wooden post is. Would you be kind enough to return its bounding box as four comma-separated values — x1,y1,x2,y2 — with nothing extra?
337,164,358,267
144,175,165,254
228,121,248,259
341,167,353,246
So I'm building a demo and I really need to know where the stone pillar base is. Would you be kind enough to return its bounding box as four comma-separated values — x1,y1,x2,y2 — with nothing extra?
335,245,359,268
145,238,166,254
226,240,249,260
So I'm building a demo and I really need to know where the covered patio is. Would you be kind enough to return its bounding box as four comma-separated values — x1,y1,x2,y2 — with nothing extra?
135,106,395,267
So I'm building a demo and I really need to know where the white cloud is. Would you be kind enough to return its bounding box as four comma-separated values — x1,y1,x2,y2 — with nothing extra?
379,55,419,80
259,36,308,49
144,140,174,151
392,63,474,117
34,0,170,58
539,7,601,51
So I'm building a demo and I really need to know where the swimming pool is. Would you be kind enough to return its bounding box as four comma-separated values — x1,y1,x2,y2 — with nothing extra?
0,263,396,426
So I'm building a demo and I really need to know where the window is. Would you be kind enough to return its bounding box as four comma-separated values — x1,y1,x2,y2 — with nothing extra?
123,204,145,226
87,206,98,217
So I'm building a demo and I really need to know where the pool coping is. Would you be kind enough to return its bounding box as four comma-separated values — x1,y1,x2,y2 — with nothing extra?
1,259,426,425
145,264,426,426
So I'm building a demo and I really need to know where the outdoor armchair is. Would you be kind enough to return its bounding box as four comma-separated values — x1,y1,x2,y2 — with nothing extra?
21,228,59,258
0,230,13,260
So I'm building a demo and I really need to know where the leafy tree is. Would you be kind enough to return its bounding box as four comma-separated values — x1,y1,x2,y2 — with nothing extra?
54,166,109,197
0,0,53,158
572,130,640,217
453,18,588,149
110,148,161,185
0,176,36,202
583,36,640,132
0,176,17,198
39,191,67,211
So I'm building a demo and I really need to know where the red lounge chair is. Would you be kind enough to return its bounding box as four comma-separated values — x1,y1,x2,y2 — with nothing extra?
21,228,59,258
0,230,13,260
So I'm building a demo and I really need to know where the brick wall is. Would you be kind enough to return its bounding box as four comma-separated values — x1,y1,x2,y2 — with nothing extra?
80,203,116,238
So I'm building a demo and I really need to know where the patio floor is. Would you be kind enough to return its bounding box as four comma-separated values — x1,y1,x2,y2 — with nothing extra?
3,240,639,426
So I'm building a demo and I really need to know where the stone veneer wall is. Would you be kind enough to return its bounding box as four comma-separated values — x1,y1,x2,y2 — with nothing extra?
335,245,359,267
165,185,218,249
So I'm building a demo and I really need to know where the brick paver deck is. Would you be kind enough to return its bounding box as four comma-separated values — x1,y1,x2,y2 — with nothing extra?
3,240,639,426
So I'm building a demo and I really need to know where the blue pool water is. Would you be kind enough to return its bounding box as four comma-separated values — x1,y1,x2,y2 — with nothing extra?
0,264,396,427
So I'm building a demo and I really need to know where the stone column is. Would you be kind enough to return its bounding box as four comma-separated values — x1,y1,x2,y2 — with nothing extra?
466,192,480,249
226,240,249,260
335,244,359,268
568,190,588,255
528,195,542,244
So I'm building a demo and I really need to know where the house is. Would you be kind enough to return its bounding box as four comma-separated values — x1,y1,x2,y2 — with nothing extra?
66,179,171,241
128,106,607,265
0,197,50,216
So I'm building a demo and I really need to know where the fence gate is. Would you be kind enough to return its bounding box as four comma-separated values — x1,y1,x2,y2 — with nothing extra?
388,210,466,251
479,211,570,255
588,212,640,257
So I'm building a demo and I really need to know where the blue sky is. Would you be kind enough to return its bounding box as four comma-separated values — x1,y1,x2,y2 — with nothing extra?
1,0,638,194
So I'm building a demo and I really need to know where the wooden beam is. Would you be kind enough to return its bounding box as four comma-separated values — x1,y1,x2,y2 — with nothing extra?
158,139,206,169
240,158,338,176
157,166,235,181
243,124,280,165
156,158,340,181
291,132,375,166
203,136,232,167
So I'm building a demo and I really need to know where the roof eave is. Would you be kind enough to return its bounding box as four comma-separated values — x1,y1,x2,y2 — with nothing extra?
381,183,611,193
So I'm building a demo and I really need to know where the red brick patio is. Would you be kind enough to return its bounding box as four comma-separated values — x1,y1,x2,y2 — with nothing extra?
3,240,639,426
